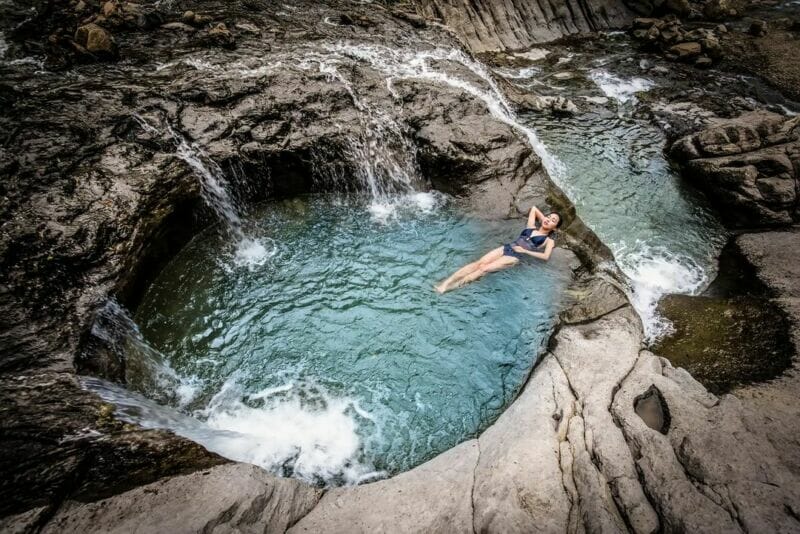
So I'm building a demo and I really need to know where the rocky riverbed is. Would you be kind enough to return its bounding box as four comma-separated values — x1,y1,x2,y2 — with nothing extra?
2,0,800,532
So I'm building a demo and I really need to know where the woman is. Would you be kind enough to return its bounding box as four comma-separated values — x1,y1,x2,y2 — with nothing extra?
435,206,561,294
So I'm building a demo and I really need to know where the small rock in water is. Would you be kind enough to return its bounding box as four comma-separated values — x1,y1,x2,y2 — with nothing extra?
204,23,236,49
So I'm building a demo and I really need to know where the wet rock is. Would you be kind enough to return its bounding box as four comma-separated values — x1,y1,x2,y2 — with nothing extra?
0,373,226,517
749,19,768,36
560,275,628,324
391,10,427,28
179,10,214,27
668,41,702,59
74,23,118,59
634,385,671,434
703,0,744,19
694,55,712,67
669,111,799,226
201,23,236,49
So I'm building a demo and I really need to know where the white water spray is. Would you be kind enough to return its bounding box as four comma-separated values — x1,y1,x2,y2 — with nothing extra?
84,301,383,485
133,114,273,268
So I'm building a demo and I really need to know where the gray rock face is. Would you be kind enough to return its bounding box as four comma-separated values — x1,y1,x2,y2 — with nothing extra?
289,440,478,533
669,111,800,226
9,272,800,534
42,464,321,534
732,230,800,477
412,0,634,53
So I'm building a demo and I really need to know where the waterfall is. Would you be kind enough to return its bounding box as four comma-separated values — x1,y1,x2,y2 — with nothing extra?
317,44,567,186
84,298,383,485
133,114,271,267
86,300,202,407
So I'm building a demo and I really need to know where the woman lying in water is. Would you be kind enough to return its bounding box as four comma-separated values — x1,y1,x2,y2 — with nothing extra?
435,206,562,294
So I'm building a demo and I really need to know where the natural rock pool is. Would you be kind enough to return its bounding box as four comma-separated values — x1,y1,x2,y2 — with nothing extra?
92,194,569,485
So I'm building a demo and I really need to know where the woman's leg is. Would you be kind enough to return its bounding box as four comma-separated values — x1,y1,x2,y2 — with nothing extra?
437,247,505,293
452,256,518,289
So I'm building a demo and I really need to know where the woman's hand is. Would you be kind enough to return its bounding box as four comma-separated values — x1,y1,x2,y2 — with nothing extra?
514,239,555,261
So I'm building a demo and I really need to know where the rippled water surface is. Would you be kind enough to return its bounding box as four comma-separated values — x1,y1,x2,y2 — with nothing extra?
129,195,569,484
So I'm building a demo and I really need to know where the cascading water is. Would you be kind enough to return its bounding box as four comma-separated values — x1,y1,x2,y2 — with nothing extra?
315,61,421,205
133,114,272,267
317,43,567,181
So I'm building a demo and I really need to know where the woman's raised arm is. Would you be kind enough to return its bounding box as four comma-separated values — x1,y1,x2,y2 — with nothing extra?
527,206,544,228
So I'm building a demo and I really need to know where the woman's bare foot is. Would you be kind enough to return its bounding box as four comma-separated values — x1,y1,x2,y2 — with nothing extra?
434,282,448,294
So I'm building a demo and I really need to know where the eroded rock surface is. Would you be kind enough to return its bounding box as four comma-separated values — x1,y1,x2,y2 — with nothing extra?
669,111,800,226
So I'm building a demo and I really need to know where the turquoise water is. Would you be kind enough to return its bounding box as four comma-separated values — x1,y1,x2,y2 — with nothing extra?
128,194,569,484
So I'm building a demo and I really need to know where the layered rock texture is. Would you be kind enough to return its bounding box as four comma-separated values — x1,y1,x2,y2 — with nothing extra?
670,111,799,226
412,0,635,53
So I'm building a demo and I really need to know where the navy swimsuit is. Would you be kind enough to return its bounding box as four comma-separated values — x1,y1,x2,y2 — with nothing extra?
503,227,551,259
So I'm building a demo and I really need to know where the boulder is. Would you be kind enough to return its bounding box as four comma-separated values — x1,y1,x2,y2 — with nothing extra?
74,23,118,59
668,41,702,59
42,464,321,534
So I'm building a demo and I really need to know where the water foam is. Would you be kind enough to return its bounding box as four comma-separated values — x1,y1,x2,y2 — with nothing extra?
368,191,446,223
83,301,383,485
589,70,655,104
613,243,709,340
198,376,383,484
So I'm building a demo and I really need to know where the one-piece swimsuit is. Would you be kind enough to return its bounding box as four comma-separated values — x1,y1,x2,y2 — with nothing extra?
502,227,550,259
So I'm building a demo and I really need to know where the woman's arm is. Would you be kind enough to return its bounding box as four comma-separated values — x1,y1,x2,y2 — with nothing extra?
513,239,555,261
527,206,545,228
